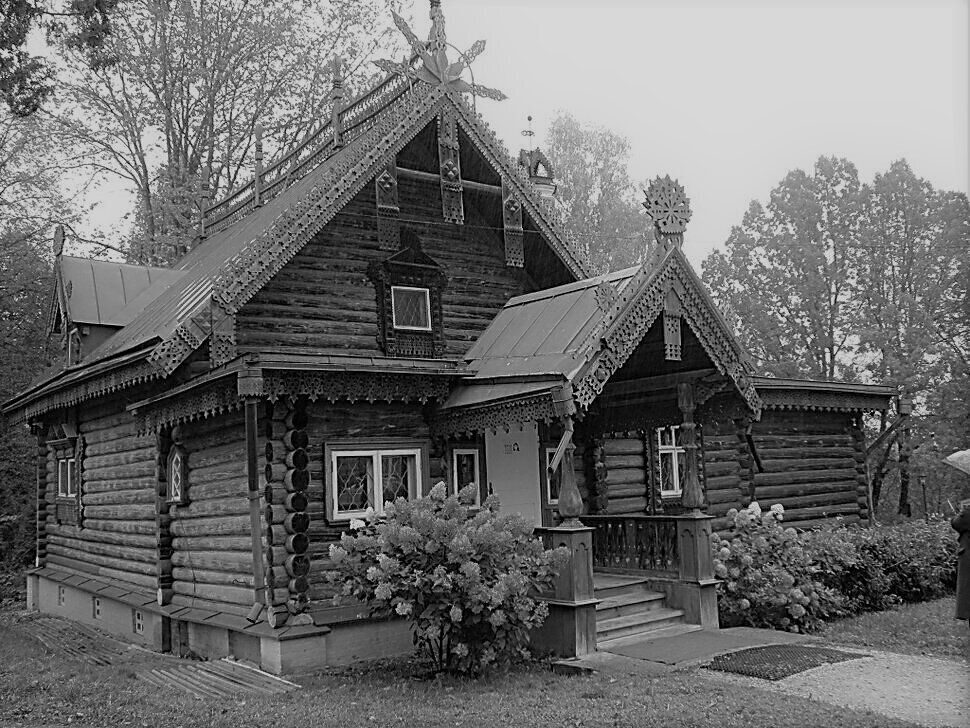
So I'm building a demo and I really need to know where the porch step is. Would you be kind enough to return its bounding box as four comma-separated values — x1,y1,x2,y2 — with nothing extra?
596,589,667,621
592,574,654,600
597,607,688,642
597,622,703,649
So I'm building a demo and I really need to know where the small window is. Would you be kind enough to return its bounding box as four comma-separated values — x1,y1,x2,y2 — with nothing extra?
391,286,431,331
452,449,481,506
132,610,145,635
167,445,188,504
92,597,102,619
329,447,424,521
57,456,77,498
656,425,685,497
57,586,66,606
545,448,562,505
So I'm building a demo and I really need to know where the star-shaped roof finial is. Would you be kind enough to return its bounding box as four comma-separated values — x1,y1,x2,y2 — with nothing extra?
374,1,507,102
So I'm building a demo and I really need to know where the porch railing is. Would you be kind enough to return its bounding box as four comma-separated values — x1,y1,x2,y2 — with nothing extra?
578,515,679,576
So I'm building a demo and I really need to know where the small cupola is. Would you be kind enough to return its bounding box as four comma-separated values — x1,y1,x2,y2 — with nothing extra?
518,147,557,200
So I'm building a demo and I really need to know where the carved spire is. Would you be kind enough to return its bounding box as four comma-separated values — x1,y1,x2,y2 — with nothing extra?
643,175,692,249
330,56,345,148
254,123,264,207
52,224,65,258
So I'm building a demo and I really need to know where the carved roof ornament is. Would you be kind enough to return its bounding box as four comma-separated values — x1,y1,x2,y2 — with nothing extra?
643,175,692,248
374,0,507,106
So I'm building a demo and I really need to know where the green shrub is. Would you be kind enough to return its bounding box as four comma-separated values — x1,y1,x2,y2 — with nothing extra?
712,503,845,632
713,505,959,631
325,483,569,675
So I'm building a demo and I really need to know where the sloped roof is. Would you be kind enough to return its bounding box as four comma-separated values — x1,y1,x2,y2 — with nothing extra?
52,256,182,328
441,245,763,422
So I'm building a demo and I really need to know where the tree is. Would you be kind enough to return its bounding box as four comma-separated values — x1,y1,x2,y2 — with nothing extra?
702,157,864,380
52,0,406,263
544,112,650,274
0,0,119,116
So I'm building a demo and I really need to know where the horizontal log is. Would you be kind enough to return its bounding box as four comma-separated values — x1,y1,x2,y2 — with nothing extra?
182,478,248,501
82,518,156,535
605,482,648,499
753,468,859,487
45,554,157,589
703,449,742,464
82,504,156,521
171,567,253,588
750,434,853,447
754,479,860,500
169,514,251,538
172,536,253,551
83,488,154,507
707,489,743,506
50,527,156,550
768,491,860,510
170,580,289,606
603,454,646,469
170,498,250,519
82,462,155,482
753,446,858,460
283,430,309,450
602,438,644,457
83,446,157,471
264,439,286,463
47,534,155,563
705,474,743,491
781,503,860,520
604,496,649,515
46,542,156,575
187,442,250,469
606,468,647,487
171,550,253,572
80,476,157,494
189,461,247,482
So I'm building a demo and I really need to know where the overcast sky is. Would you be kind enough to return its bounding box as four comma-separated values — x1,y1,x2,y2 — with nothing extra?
434,0,969,268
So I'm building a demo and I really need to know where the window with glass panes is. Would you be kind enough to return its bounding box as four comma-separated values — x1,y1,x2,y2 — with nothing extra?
57,454,77,497
451,448,480,506
390,286,431,331
328,447,424,520
656,425,685,497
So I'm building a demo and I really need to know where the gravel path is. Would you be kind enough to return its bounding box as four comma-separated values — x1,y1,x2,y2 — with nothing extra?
709,648,970,728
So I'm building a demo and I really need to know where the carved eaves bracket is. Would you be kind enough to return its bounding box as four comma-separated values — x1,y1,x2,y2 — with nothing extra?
437,108,464,224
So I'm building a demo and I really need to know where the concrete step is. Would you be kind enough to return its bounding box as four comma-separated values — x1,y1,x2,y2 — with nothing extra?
595,590,667,620
596,607,686,642
597,622,703,650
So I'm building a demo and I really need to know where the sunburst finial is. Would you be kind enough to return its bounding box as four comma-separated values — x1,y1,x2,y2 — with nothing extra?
374,1,506,103
643,176,692,248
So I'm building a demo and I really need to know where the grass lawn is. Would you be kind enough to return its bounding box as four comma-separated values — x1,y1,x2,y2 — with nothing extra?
820,596,969,661
0,607,926,728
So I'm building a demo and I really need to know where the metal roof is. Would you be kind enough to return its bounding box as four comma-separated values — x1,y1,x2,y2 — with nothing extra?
56,257,182,327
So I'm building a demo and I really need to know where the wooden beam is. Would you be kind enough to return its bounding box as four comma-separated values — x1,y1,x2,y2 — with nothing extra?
244,398,267,619
602,369,717,397
397,166,503,195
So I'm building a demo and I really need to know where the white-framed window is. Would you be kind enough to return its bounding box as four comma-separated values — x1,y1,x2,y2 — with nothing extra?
57,455,77,498
390,285,431,331
451,448,481,506
656,425,685,497
545,448,562,505
328,446,425,520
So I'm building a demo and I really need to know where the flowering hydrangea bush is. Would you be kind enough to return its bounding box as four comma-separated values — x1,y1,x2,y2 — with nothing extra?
711,502,844,632
325,482,569,675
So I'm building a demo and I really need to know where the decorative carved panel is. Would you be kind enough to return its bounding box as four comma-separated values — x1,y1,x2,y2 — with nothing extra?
437,108,464,224
663,288,683,361
501,178,524,267
375,157,400,251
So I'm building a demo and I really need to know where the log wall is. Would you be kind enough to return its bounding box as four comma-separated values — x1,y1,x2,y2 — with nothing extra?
295,400,434,607
236,177,530,357
45,402,157,590
167,411,255,616
701,410,869,530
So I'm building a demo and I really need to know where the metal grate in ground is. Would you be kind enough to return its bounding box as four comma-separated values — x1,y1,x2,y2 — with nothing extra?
138,660,300,699
704,644,868,681
19,614,135,666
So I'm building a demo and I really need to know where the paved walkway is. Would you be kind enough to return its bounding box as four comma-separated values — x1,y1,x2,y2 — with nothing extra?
561,628,970,728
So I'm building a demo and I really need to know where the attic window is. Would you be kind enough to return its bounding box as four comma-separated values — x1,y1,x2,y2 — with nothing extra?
391,286,431,331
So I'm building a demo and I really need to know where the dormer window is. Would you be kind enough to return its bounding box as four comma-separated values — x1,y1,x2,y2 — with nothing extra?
368,228,446,358
391,286,431,331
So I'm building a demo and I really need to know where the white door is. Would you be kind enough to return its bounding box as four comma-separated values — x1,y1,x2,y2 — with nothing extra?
485,423,542,525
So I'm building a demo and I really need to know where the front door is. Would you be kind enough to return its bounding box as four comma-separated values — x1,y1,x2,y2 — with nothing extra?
484,423,542,525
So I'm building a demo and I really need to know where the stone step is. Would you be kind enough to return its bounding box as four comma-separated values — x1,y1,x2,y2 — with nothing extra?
595,590,667,621
596,607,686,641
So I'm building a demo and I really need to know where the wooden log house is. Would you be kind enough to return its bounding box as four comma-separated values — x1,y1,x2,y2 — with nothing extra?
4,3,892,673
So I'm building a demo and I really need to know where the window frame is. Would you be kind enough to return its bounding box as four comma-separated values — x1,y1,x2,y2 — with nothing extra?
656,425,685,498
451,447,481,507
325,441,428,522
57,454,77,498
544,447,561,506
390,285,432,332
50,435,82,526
167,444,189,505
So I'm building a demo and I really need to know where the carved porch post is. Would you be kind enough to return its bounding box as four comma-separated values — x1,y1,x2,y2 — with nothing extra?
677,382,704,511
531,384,597,658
